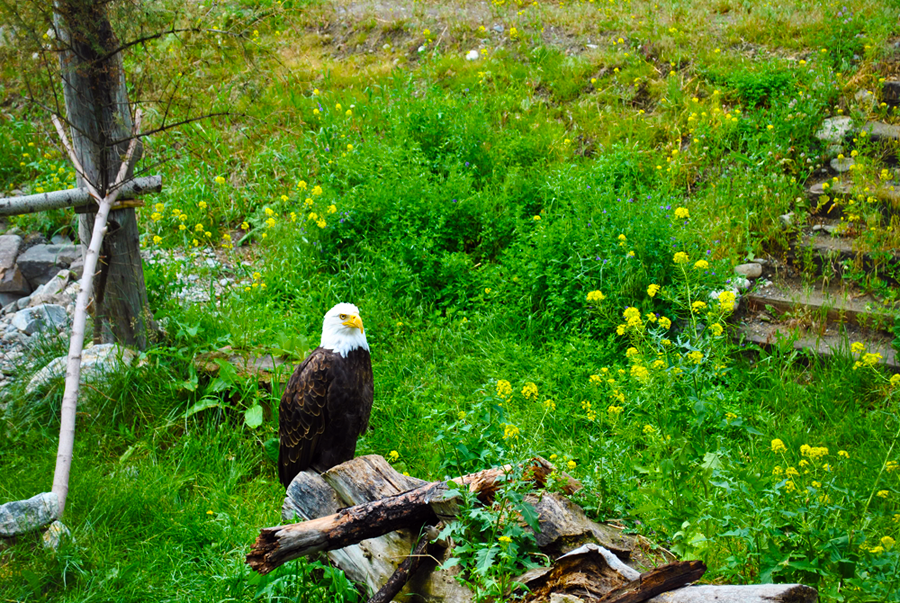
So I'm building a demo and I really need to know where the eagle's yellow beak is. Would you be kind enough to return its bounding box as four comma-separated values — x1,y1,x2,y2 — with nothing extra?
342,314,364,334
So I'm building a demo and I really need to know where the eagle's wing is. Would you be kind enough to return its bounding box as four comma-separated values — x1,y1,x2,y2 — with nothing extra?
278,348,332,488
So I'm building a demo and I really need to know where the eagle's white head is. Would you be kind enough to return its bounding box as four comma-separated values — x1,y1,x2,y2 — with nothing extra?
320,302,370,357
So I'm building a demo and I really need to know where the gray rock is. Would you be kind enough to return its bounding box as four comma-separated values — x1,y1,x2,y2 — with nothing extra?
0,234,22,274
882,81,900,107
0,293,21,309
42,520,71,550
0,264,30,294
0,492,59,537
69,256,84,279
816,116,853,143
11,304,68,335
830,157,855,173
26,343,138,394
16,244,81,289
50,235,72,246
16,294,31,310
854,89,876,109
1,300,17,314
862,121,900,142
31,520,69,550
734,263,763,278
28,270,72,307
779,212,794,227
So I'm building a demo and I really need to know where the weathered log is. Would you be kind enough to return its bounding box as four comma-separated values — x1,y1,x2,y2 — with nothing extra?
0,176,161,216
366,531,433,603
597,560,706,603
247,456,577,575
282,456,470,601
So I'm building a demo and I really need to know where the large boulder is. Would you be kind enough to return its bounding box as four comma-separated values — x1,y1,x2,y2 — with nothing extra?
26,343,138,394
0,234,22,274
11,303,68,335
16,244,81,289
0,492,59,537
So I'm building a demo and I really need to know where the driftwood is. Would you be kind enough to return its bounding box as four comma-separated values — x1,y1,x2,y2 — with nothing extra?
247,456,578,575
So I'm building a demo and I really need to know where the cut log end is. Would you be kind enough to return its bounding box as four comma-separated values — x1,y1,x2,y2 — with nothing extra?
245,527,281,575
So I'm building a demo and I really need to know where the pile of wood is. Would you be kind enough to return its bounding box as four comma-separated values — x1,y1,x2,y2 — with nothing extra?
246,455,817,603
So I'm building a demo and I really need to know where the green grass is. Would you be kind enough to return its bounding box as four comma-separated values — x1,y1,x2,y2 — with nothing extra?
2,0,900,601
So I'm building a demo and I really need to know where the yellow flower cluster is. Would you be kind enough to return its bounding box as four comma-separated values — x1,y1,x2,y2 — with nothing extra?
580,400,597,421
607,405,623,416
718,291,737,312
853,351,883,370
771,438,787,453
502,423,520,440
496,379,512,399
674,207,689,219
542,399,556,411
710,323,724,336
658,316,672,329
647,283,660,297
387,450,399,462
691,301,707,313
521,382,538,400
587,290,606,304
800,444,829,460
694,259,709,270
686,350,703,364
673,251,690,264
623,307,642,328
630,364,649,382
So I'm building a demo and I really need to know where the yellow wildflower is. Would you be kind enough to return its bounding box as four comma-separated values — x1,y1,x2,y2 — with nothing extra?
710,323,723,336
647,283,660,297
691,301,707,313
387,450,399,462
659,316,672,329
771,439,787,453
674,207,689,219
673,251,690,264
694,259,709,270
522,382,538,400
587,290,606,304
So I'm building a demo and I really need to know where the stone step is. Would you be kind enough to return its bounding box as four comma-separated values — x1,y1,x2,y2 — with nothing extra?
745,281,895,335
788,231,900,284
806,179,900,218
736,319,899,372
816,116,900,145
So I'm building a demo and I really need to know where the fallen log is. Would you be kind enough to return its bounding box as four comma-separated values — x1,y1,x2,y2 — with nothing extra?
247,456,577,575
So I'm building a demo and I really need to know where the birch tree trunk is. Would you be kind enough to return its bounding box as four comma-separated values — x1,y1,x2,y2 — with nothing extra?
54,0,153,349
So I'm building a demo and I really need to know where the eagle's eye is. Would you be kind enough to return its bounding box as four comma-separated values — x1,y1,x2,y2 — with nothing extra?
339,314,348,320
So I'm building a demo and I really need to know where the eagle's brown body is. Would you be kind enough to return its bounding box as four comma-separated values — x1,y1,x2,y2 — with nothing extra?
278,346,373,488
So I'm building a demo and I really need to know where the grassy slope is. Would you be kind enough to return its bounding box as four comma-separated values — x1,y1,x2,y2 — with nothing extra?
1,0,900,601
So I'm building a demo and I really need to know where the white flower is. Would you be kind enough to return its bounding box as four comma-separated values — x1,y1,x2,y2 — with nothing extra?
466,50,480,60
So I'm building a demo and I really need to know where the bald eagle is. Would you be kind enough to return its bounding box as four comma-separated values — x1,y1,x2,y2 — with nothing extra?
278,303,374,488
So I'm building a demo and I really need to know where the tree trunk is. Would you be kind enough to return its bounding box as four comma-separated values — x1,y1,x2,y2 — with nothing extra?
54,0,152,349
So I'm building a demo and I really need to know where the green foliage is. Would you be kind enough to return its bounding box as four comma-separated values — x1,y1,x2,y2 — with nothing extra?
438,465,545,603
3,1,900,601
